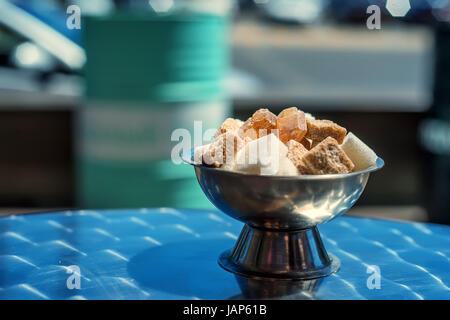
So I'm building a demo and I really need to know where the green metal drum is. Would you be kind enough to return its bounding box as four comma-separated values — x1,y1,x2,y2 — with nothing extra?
77,11,230,209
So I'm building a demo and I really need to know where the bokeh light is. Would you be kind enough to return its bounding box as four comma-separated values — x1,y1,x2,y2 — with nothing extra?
386,0,411,17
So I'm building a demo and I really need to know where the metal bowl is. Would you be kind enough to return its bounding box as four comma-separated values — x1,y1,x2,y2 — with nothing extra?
183,149,384,279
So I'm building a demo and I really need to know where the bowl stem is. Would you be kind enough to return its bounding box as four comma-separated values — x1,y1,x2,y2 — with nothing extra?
218,224,340,279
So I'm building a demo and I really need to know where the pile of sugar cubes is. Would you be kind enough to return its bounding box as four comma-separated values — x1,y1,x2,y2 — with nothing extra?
194,107,378,176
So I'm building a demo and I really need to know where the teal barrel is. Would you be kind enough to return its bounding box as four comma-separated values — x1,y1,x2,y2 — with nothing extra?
77,11,230,209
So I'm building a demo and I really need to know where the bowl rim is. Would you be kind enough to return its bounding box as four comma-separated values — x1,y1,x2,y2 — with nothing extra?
181,148,384,180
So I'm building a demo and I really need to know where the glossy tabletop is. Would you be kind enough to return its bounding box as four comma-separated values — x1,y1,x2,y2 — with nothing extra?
0,208,449,300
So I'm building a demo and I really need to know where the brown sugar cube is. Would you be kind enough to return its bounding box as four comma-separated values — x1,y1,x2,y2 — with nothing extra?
305,119,347,148
214,118,244,138
202,131,244,168
300,138,312,150
194,144,210,164
286,140,309,173
276,107,307,144
238,108,277,141
301,137,355,174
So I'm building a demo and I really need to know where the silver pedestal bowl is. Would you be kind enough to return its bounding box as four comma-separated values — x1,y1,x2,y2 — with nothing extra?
183,149,384,280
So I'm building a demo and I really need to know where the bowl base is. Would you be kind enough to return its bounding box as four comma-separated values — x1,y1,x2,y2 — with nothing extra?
218,224,340,280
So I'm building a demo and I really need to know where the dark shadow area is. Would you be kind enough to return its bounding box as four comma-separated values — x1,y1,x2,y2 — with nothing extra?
127,239,239,299
128,237,326,300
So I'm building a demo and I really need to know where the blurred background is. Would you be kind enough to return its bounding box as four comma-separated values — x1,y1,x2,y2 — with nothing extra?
0,0,449,224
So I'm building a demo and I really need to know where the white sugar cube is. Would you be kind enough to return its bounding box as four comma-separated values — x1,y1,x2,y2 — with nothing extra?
235,133,297,175
341,132,378,171
277,156,299,176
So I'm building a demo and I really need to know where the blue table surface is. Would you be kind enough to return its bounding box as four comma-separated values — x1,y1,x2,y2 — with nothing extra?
0,208,449,300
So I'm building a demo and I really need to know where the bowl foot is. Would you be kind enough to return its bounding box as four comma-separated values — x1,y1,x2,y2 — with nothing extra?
218,224,340,280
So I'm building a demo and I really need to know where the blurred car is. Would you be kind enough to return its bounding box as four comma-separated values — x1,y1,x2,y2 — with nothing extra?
0,0,84,104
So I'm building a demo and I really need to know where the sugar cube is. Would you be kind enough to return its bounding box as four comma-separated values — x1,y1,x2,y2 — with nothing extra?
276,107,307,144
340,132,378,171
300,137,354,174
238,108,277,141
214,118,244,138
235,133,297,175
202,131,245,168
286,140,309,173
305,119,347,148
